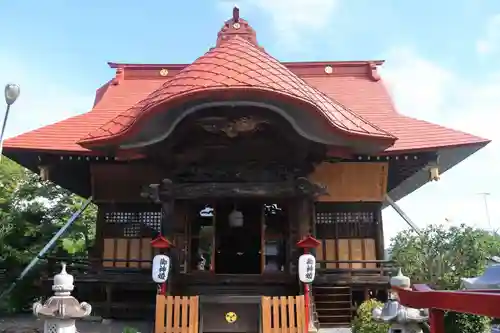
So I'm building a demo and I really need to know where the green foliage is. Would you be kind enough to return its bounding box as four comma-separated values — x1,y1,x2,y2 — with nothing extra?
352,299,390,333
122,327,139,333
444,312,490,333
390,224,498,333
0,158,97,313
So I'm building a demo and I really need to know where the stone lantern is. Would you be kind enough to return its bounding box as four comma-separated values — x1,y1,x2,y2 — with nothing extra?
390,268,411,290
33,263,92,333
372,269,429,333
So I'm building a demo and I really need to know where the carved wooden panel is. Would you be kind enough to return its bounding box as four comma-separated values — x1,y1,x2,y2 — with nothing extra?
308,162,388,202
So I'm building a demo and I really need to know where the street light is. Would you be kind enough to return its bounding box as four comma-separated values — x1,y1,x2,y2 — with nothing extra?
0,83,20,161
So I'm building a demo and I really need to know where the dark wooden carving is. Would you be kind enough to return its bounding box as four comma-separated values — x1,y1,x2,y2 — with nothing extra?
141,177,327,200
172,163,312,183
197,115,269,138
144,106,327,183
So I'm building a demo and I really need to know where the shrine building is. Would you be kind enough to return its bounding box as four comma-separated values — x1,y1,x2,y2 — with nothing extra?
2,7,490,330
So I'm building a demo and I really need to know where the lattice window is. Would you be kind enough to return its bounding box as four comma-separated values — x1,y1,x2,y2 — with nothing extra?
316,211,375,224
104,210,162,238
315,203,379,238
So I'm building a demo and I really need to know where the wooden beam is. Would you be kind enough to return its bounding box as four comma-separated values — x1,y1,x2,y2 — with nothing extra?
141,177,327,200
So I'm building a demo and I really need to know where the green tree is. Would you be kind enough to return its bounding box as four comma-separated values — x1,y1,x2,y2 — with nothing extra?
0,158,96,312
390,224,498,333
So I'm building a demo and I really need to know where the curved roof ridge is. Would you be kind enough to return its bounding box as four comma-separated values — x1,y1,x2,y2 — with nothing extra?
78,36,396,148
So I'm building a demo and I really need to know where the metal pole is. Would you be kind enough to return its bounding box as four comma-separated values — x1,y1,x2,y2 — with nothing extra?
478,192,492,230
384,194,436,280
0,196,93,302
0,104,11,161
384,194,422,236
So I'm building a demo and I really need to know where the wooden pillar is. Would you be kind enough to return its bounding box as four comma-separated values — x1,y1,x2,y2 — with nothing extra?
94,206,106,270
288,198,310,273
309,199,317,237
105,284,113,318
161,198,174,237
297,198,312,238
161,199,181,277
375,206,385,261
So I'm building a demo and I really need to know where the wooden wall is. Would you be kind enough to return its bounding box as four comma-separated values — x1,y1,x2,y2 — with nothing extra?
315,239,377,269
309,162,388,264
92,161,387,271
308,162,388,202
97,201,188,271
101,235,186,269
91,163,164,202
102,237,156,268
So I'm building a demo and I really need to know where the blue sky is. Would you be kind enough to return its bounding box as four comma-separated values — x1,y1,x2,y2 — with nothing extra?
1,0,499,243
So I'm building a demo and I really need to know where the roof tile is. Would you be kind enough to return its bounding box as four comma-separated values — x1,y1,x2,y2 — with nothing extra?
3,59,489,154
303,75,489,151
79,36,395,146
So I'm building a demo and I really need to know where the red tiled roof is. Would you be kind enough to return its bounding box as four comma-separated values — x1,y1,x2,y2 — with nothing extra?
3,64,489,154
4,79,166,153
78,36,395,148
4,63,489,155
303,75,489,151
2,12,489,155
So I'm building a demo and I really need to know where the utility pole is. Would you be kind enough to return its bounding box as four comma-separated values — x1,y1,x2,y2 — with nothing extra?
478,192,492,230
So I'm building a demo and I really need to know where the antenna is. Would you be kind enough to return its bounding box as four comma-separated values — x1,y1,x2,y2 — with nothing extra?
478,192,492,231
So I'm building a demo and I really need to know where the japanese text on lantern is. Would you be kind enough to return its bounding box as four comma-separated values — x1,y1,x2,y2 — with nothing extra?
158,258,168,280
298,254,316,284
152,254,170,284
305,258,314,280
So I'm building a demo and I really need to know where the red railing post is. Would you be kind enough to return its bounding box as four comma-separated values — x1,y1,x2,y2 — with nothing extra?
429,309,445,333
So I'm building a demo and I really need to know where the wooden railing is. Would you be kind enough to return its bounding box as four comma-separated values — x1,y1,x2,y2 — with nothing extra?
41,255,154,275
316,260,395,276
261,296,305,333
155,295,199,333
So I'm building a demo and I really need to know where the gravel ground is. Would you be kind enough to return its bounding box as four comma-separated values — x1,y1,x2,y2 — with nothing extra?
0,314,353,333
0,315,153,333
318,328,352,333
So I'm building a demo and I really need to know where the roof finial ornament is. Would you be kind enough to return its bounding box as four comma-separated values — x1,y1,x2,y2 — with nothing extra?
233,6,240,22
214,5,262,49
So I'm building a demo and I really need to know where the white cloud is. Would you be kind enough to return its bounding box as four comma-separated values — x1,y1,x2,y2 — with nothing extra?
218,0,339,47
0,53,93,139
379,48,454,123
476,14,500,55
380,47,500,244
